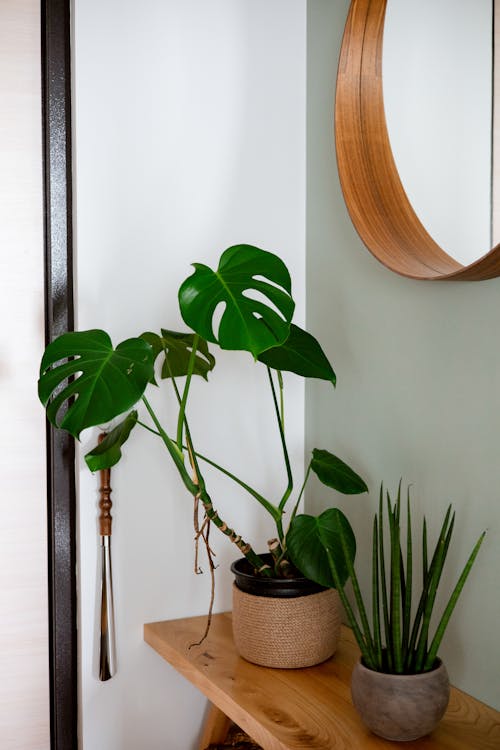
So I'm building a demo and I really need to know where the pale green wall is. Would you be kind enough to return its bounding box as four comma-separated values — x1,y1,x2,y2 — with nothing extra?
306,0,500,709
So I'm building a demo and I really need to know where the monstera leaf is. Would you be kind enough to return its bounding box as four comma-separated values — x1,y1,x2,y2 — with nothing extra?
85,411,139,471
141,330,215,381
287,508,356,588
38,330,154,439
178,245,295,358
310,449,368,495
258,324,336,385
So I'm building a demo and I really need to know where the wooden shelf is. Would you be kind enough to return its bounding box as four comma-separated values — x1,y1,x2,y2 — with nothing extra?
144,613,500,750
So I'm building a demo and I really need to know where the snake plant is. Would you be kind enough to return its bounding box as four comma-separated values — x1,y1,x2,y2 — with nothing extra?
38,244,367,585
311,483,485,674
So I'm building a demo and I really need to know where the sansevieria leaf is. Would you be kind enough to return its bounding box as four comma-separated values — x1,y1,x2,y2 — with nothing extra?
85,411,139,471
178,245,295,358
258,324,336,385
287,508,356,588
38,330,154,439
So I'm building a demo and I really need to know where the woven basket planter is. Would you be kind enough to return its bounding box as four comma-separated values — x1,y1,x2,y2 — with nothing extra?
231,555,341,669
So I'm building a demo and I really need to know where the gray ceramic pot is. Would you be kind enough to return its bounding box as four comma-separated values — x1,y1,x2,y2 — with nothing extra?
351,659,450,741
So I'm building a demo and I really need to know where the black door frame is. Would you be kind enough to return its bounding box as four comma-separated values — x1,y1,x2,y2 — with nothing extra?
41,1,77,748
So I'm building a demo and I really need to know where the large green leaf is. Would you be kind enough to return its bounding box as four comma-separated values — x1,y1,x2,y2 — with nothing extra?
38,330,154,439
258,324,336,385
311,449,368,494
141,330,215,381
85,411,138,471
287,508,356,588
178,245,295,357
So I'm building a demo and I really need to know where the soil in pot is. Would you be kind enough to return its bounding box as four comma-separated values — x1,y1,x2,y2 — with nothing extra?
231,555,341,669
351,658,450,741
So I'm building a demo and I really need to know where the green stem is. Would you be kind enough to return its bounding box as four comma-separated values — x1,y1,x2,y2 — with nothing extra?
143,383,272,577
277,370,285,428
195,481,271,574
288,461,312,529
158,387,272,576
137,420,161,437
177,333,200,449
266,367,293,517
186,446,281,523
141,395,196,494
181,416,272,576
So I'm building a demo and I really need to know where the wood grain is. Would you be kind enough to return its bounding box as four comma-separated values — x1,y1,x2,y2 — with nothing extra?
335,0,500,280
99,435,112,536
144,614,500,750
198,703,232,749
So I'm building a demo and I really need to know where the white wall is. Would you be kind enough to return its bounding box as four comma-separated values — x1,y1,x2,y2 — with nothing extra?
0,2,50,748
307,0,500,710
73,1,306,748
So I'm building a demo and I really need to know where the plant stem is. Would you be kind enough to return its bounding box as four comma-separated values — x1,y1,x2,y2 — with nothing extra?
267,367,293,524
145,390,271,575
177,334,200,449
277,370,285,428
174,388,272,576
142,395,196,494
137,420,161,437
186,446,281,522
288,461,312,529
184,431,271,575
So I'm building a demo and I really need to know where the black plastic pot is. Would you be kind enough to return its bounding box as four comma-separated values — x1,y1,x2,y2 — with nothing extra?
230,554,341,668
230,553,326,598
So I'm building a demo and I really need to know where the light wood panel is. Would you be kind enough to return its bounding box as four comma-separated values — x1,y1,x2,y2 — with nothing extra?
335,0,500,280
0,1,49,747
145,613,500,750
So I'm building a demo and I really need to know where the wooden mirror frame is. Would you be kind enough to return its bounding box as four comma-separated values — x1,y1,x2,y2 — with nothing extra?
335,0,500,281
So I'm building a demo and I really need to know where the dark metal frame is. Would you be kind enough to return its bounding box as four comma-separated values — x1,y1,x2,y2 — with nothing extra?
41,1,77,747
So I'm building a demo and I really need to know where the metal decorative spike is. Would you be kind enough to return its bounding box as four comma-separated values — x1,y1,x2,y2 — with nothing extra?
98,433,117,680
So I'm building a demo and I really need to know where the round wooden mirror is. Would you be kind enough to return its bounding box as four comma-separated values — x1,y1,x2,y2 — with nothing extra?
335,0,500,280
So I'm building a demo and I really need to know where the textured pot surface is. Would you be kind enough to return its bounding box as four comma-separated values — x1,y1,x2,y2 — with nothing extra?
351,659,450,741
232,583,341,668
231,555,341,668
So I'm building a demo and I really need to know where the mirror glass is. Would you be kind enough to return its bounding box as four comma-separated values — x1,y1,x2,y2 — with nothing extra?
383,0,494,265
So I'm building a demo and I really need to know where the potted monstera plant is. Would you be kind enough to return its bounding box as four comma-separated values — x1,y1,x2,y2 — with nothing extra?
38,244,367,667
300,483,485,740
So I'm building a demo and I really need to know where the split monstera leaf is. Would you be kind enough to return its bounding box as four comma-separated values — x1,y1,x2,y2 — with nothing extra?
38,244,366,584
